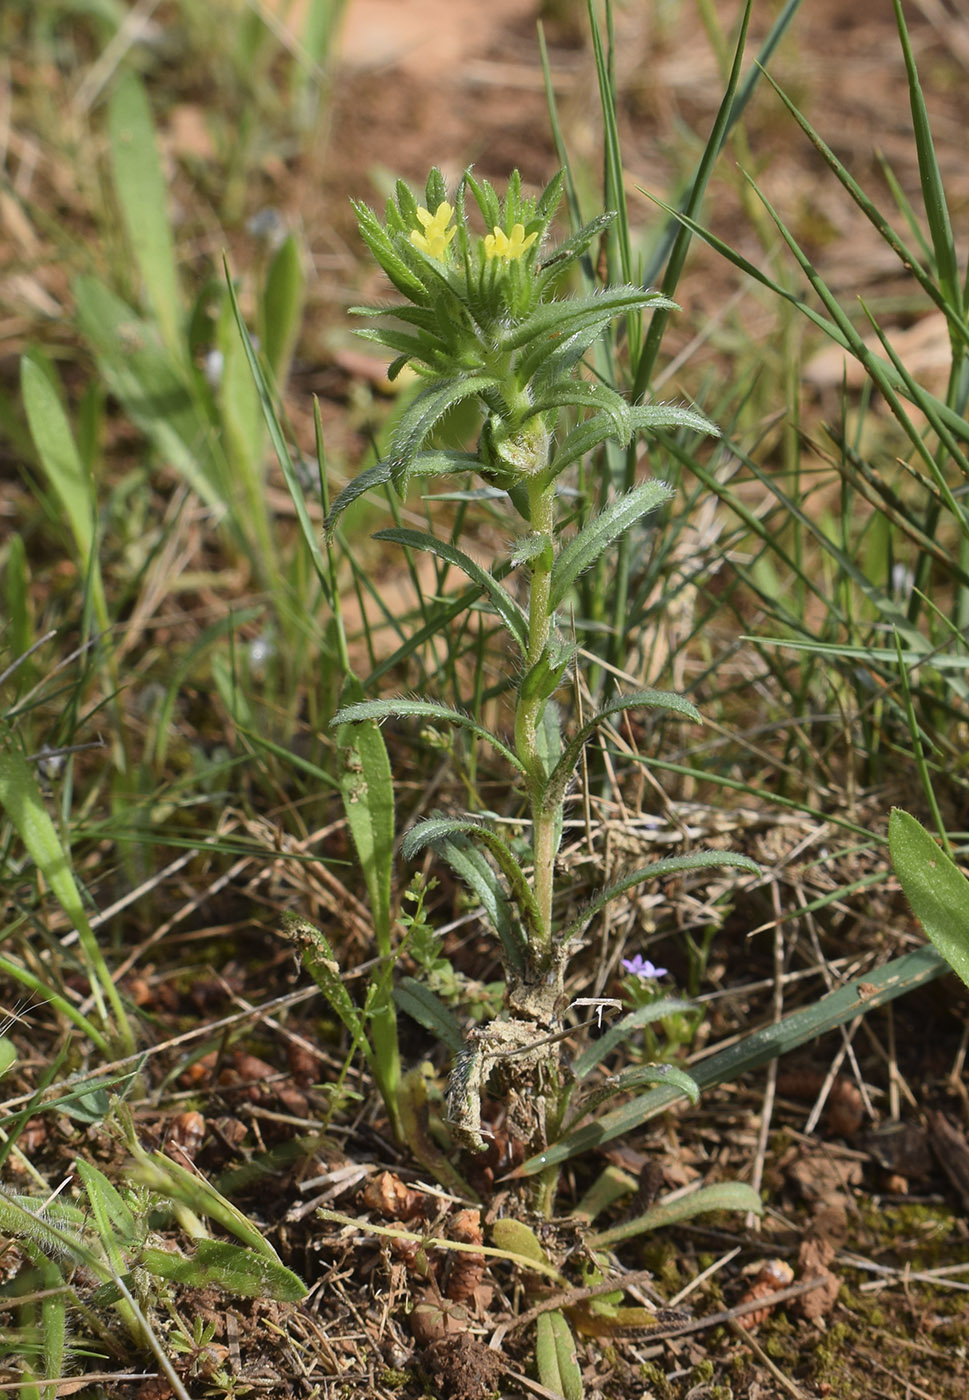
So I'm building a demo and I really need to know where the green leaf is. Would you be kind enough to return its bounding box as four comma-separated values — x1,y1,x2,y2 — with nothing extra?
560,849,759,945
20,355,104,618
543,688,702,814
394,978,464,1055
590,1181,763,1248
891,0,961,318
108,71,181,352
520,943,946,1176
889,809,969,990
335,677,395,954
628,402,720,438
429,832,526,973
75,1159,137,1267
571,998,696,1080
74,276,227,513
224,262,325,581
549,481,674,611
566,1062,699,1130
389,374,499,486
262,233,304,383
374,527,528,648
280,912,370,1058
490,1216,550,1267
0,1036,15,1078
0,727,128,1052
333,697,525,775
141,1239,306,1302
536,1310,583,1400
402,816,541,949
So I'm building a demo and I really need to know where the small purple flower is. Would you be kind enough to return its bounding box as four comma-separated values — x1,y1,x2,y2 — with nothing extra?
621,954,667,980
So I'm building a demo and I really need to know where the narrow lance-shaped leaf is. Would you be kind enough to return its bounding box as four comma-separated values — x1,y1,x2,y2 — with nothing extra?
549,481,674,611
108,70,181,353
430,832,527,973
565,1062,700,1130
333,698,525,775
571,997,696,1079
335,677,395,955
374,527,528,648
536,1310,583,1400
0,729,129,1052
542,688,702,814
389,374,500,487
403,816,541,949
560,850,759,945
518,943,946,1177
590,1181,763,1249
394,978,464,1055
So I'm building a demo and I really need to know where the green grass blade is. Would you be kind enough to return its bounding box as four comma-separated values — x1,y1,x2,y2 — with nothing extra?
224,259,327,583
891,0,962,319
634,0,753,398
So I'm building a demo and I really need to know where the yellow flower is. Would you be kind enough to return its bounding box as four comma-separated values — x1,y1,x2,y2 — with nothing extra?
483,223,537,261
410,202,457,259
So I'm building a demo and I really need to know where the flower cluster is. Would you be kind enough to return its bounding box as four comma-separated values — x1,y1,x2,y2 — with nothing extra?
332,168,703,516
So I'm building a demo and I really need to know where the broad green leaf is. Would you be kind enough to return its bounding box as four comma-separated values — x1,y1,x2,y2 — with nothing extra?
0,1036,15,1077
519,943,946,1176
374,527,528,647
335,677,395,954
536,1310,583,1400
394,977,464,1055
889,809,969,989
490,1216,550,1268
108,71,181,353
549,481,674,611
542,688,702,813
590,1181,763,1248
141,1239,306,1302
333,697,525,775
560,849,759,944
75,277,228,512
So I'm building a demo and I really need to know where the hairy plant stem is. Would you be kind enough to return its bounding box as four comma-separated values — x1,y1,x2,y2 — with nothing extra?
525,478,556,959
